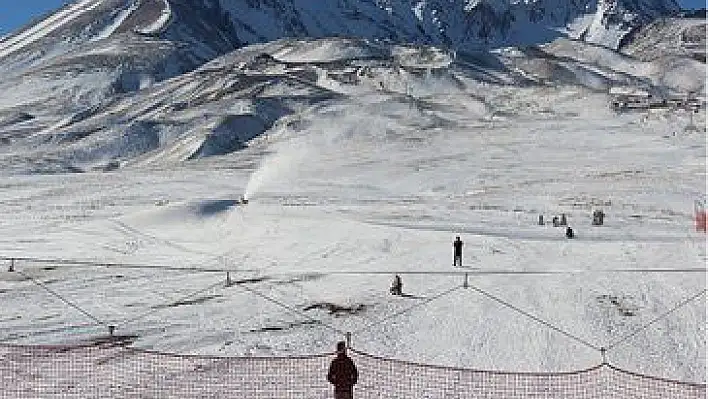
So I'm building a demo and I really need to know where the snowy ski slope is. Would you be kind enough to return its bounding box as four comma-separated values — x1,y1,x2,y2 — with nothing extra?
0,81,704,383
0,4,704,390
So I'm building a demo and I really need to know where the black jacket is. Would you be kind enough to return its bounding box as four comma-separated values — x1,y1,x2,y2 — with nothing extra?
453,240,463,255
327,354,358,391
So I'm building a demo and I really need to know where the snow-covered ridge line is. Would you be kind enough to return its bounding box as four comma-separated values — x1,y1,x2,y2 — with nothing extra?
90,1,140,42
135,0,173,36
0,0,104,59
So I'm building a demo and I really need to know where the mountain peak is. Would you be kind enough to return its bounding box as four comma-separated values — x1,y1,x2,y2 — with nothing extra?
0,0,680,63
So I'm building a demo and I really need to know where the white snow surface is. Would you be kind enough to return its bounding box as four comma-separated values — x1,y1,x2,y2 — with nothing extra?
540,38,707,95
271,39,388,64
0,78,705,386
583,1,628,49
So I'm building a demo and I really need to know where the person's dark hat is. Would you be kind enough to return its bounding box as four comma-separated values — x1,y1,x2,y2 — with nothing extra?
336,341,346,353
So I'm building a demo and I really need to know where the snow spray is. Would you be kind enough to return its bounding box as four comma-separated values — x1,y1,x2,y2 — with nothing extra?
242,138,311,201
242,92,434,201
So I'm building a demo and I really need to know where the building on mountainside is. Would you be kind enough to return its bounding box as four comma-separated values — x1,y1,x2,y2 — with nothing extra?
609,87,705,112
327,68,360,84
609,86,651,111
609,86,650,98
664,91,705,112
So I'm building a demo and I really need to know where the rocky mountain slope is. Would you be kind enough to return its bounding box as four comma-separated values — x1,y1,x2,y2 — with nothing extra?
0,0,701,174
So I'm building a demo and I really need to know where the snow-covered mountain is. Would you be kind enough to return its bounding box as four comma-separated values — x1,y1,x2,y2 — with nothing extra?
0,0,705,391
1,32,704,174
0,0,701,173
0,0,682,87
0,0,681,61
0,0,683,112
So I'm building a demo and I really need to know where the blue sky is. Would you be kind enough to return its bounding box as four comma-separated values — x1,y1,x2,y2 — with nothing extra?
0,0,705,36
1,0,73,36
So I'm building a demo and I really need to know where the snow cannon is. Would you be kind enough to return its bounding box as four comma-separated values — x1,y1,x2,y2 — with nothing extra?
238,195,249,205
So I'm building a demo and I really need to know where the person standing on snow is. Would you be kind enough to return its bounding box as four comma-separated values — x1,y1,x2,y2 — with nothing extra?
327,341,358,399
390,274,403,296
453,236,463,267
566,226,574,239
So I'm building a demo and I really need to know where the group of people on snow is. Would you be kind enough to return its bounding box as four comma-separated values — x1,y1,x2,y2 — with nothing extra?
337,216,603,397
390,236,464,297
335,236,463,398
540,213,575,238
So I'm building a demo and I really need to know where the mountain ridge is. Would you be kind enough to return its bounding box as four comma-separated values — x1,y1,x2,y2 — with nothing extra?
0,0,702,174
0,0,681,61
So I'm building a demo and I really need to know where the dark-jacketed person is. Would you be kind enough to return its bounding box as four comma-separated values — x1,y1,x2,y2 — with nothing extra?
390,274,403,296
327,341,358,399
453,236,463,266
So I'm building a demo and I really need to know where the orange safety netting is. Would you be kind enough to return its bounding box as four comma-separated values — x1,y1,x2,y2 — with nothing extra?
0,342,705,398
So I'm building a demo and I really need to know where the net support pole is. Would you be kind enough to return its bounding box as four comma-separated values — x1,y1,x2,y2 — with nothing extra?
463,273,468,288
8,258,14,272
226,272,232,287
600,347,607,364
345,332,352,348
